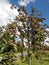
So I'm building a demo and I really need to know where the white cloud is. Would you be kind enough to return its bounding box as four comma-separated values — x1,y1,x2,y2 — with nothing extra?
18,0,36,6
46,28,49,31
44,37,49,46
0,0,19,27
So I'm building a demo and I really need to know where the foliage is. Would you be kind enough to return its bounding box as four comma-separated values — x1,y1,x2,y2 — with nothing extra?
0,5,48,65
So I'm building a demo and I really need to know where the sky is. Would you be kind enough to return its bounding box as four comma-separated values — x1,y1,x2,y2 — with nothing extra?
0,0,49,27
10,0,49,25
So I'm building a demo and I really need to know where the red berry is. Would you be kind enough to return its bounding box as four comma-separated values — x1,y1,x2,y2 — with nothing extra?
13,40,16,44
13,29,16,33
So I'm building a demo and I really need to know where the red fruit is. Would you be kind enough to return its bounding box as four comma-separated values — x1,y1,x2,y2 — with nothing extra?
13,40,16,44
13,29,16,33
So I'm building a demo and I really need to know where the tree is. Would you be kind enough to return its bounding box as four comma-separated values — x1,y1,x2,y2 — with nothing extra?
16,6,46,65
0,5,47,65
0,22,17,65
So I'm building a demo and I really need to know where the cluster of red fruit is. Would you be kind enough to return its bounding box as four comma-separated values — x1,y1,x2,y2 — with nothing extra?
13,29,16,33
13,39,16,44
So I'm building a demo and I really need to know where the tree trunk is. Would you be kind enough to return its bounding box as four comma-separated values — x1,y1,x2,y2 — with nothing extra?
28,58,32,65
27,50,32,65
